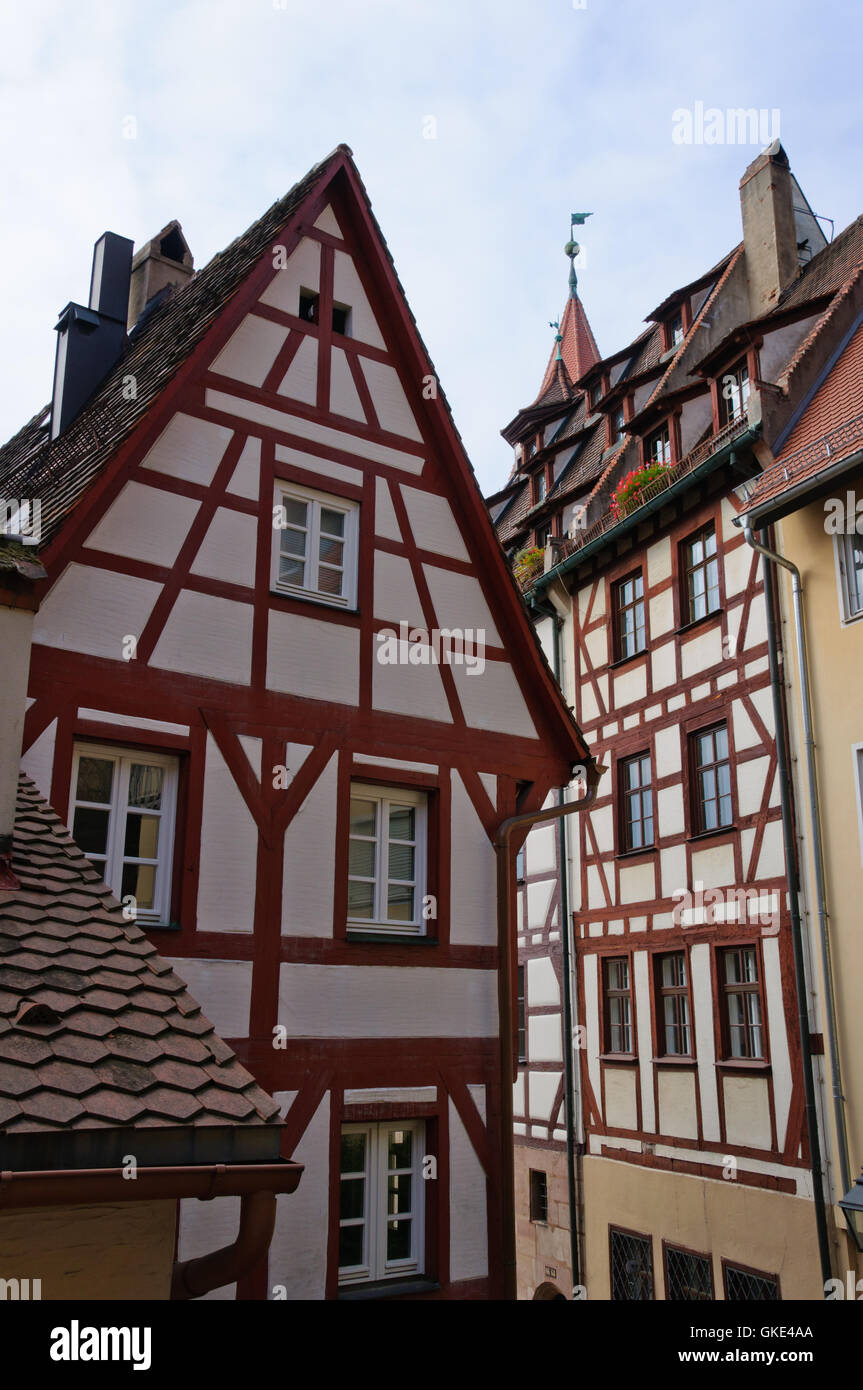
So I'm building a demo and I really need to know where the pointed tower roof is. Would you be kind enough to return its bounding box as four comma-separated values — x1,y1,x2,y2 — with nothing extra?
534,290,600,404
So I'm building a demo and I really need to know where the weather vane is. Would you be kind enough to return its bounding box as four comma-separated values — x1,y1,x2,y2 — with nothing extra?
549,318,563,360
566,212,592,295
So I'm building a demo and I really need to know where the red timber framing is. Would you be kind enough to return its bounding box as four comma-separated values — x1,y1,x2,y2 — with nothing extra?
19,147,589,1300
568,474,809,1189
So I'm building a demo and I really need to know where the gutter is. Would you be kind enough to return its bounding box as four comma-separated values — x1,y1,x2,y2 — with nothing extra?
0,1156,303,1300
740,443,863,529
494,759,603,1302
739,521,854,1230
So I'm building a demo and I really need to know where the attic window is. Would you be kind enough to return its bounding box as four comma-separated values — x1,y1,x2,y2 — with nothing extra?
332,302,351,336
299,289,320,324
589,380,602,408
670,312,684,347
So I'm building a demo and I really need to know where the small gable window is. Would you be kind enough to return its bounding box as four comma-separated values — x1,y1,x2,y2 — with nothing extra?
299,289,319,324
331,301,351,336
719,357,751,427
670,312,684,347
271,481,359,609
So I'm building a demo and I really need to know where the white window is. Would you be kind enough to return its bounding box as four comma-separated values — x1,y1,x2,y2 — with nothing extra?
271,480,358,609
339,1121,425,1285
347,783,427,935
69,745,179,926
837,529,863,621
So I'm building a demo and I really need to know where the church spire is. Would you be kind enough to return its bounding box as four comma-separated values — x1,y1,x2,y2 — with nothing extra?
565,212,592,297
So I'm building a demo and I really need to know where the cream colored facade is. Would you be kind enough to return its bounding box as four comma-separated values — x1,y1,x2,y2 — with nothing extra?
0,1200,177,1299
772,461,863,1282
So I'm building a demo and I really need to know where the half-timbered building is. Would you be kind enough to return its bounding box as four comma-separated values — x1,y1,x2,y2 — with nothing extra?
0,145,592,1299
491,141,858,1300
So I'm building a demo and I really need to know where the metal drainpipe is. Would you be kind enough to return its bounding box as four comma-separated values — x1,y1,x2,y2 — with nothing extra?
742,521,853,1209
495,765,602,1302
550,613,584,1296
759,536,834,1287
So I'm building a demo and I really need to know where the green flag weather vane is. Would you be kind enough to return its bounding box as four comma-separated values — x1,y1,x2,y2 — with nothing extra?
566,212,592,294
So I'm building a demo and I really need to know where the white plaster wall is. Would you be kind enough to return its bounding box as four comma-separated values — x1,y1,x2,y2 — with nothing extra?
681,624,723,678
449,1100,489,1281
374,477,401,540
268,1092,330,1300
276,964,497,1037
657,1068,699,1140
210,313,289,386
274,443,363,489
258,237,321,312
86,481,200,569
691,941,720,1140
278,336,318,405
399,486,469,561
151,591,253,686
20,718,56,800
267,611,359,705
282,752,338,938
332,250,386,349
613,664,647,708
527,956,559,1007
422,565,501,647
374,550,426,627
723,1074,772,1150
165,956,251,1038
34,563,161,661
528,1013,562,1063
329,347,365,421
604,1066,638,1130
141,413,233,486
449,772,496,946
313,205,343,237
205,389,424,474
372,640,451,722
450,660,537,739
197,732,258,933
228,436,260,501
190,507,257,589
360,359,421,441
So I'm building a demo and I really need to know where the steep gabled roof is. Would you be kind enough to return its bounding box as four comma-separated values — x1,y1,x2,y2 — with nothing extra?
0,148,341,550
501,292,600,442
0,776,282,1172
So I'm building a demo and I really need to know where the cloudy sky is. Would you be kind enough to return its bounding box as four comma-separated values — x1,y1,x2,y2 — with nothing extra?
1,0,860,494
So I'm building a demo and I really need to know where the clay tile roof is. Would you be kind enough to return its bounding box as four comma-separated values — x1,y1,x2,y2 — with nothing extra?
0,776,284,1159
743,317,863,514
535,293,601,401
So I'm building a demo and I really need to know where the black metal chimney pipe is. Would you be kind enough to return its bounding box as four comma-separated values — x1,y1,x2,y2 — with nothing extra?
51,231,134,440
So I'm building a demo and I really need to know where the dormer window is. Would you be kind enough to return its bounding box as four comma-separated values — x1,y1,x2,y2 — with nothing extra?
533,471,547,505
670,312,684,347
719,358,750,427
612,405,626,444
527,439,537,459
646,423,671,466
589,380,602,408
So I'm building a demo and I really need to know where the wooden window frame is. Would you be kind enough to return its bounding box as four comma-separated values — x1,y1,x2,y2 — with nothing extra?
69,742,179,928
680,520,721,625
837,528,863,620
619,751,654,852
271,478,359,610
689,721,734,835
644,421,672,468
347,782,428,937
338,1120,426,1286
653,950,694,1059
601,953,635,1057
612,568,647,661
716,943,768,1062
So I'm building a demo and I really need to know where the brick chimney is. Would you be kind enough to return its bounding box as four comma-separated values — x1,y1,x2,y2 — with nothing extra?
739,140,799,315
127,221,194,330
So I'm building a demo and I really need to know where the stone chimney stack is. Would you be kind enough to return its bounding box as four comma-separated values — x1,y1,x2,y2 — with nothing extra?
739,140,799,315
127,222,194,330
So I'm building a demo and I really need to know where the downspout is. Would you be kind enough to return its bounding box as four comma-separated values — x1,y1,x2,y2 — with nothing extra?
171,1190,276,1299
758,535,834,1287
494,761,602,1302
741,521,853,1217
550,614,584,1297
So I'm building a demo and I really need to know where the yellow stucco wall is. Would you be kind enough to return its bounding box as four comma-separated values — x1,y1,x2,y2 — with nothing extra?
775,477,863,1272
582,1156,823,1299
0,1200,177,1299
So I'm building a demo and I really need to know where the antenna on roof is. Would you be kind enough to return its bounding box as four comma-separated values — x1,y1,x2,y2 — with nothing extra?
565,212,592,296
